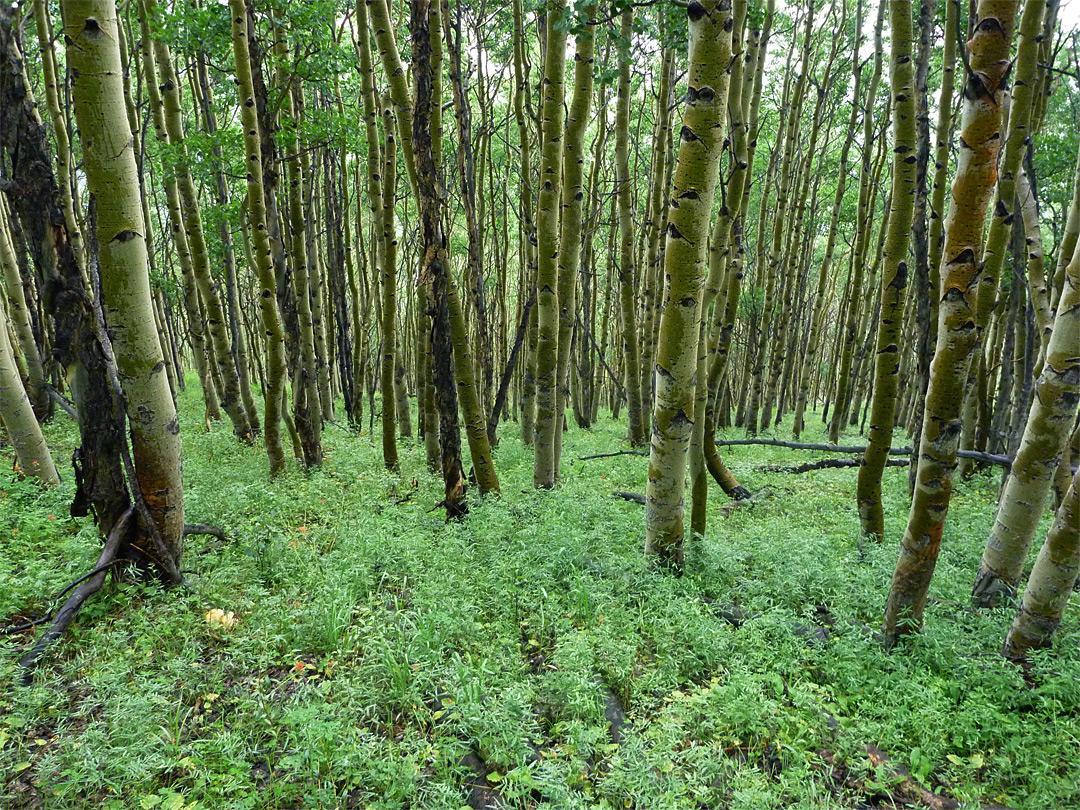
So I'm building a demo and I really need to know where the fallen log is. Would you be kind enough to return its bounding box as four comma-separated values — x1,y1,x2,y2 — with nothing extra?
715,438,1026,469
760,458,909,474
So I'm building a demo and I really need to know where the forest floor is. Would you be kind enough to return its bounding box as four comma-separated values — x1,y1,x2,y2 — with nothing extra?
1,383,1078,810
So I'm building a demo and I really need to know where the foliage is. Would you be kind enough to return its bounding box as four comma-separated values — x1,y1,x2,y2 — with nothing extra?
1,385,1076,809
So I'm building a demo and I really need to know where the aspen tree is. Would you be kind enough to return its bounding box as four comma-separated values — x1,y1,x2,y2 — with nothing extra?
67,0,184,555
828,0,886,445
707,1,772,439
229,0,288,476
143,0,252,441
615,6,647,448
639,42,674,420
0,293,58,486
533,0,567,489
690,0,745,536
553,3,597,476
645,0,733,568
512,0,539,446
32,0,85,283
856,0,918,539
380,99,400,470
745,9,804,435
763,2,842,431
191,54,260,433
969,0,1047,471
793,0,861,438
973,235,1080,605
1002,468,1079,661
137,2,221,424
283,77,324,467
355,0,388,447
0,197,46,418
884,1,1019,646
413,0,467,517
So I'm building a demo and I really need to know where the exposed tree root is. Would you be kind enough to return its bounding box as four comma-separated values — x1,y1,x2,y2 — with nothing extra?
18,507,134,682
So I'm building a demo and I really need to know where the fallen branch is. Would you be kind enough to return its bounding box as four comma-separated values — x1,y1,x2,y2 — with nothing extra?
579,450,648,460
760,458,909,474
865,744,959,810
717,438,914,455
18,507,134,681
47,386,78,420
612,490,646,505
183,523,227,542
716,438,1024,469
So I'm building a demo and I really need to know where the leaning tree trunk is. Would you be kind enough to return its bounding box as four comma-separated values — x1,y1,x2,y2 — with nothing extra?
644,0,733,569
856,0,918,539
972,235,1080,606
68,0,184,567
0,197,47,418
1002,468,1079,662
883,1,1018,646
0,290,58,485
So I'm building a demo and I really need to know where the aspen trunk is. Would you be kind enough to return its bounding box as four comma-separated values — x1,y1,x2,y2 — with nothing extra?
229,0,288,476
68,0,184,563
645,0,733,569
1002,469,1079,661
532,0,567,489
883,1,1018,645
615,7,647,448
856,0,918,539
973,235,1080,605
0,294,58,485
553,4,596,476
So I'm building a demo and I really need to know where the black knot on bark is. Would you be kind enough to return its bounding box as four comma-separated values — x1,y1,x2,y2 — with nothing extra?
112,230,138,244
83,18,103,38
680,125,699,142
687,1,707,23
947,247,976,266
668,223,684,240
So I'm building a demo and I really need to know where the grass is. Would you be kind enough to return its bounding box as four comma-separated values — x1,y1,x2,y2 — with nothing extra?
1,381,1078,809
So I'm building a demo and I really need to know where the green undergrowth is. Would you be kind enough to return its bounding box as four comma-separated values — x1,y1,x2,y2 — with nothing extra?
1,384,1077,809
